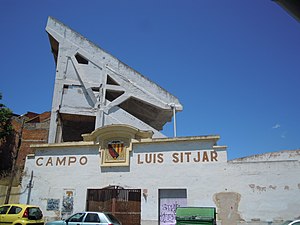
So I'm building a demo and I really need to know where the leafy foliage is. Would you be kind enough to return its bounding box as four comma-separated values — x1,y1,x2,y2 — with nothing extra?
0,92,14,178
0,92,13,140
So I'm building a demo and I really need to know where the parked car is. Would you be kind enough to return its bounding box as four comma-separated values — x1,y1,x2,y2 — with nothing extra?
46,212,121,225
0,203,44,225
280,220,300,225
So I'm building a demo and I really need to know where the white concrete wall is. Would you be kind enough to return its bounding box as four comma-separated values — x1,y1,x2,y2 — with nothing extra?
20,141,300,225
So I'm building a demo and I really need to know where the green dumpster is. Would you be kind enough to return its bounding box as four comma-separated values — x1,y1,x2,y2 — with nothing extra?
175,207,216,225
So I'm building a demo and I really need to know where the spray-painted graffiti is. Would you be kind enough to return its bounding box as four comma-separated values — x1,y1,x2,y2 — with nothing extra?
160,198,187,225
160,202,178,223
46,199,60,211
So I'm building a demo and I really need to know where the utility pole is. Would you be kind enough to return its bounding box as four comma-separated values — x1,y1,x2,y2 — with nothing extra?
169,103,177,137
5,116,25,204
26,171,33,204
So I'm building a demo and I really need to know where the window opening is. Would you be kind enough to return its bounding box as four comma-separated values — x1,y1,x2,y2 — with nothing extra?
106,75,119,85
105,90,124,102
75,53,89,64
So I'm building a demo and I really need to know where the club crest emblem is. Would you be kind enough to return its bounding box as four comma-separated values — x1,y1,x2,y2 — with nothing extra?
83,125,150,167
108,141,124,159
102,140,127,164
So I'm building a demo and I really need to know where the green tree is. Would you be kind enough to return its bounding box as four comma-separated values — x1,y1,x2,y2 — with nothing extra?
0,92,13,140
0,92,14,178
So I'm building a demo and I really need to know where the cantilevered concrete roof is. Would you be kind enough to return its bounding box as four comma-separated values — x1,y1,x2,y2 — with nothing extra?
46,17,183,142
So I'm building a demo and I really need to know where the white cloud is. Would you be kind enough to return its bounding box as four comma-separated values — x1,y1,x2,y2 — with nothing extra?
272,123,281,129
281,131,287,139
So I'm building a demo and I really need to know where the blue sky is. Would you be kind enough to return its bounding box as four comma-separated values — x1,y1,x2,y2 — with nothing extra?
0,0,299,159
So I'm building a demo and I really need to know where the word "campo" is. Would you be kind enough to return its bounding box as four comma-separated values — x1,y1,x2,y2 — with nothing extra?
137,150,218,164
36,156,88,167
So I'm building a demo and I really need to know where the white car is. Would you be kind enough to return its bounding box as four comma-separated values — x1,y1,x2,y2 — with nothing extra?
46,212,122,225
280,220,300,225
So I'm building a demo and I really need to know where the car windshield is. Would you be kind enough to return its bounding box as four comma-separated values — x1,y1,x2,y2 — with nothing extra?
0,206,10,215
280,221,293,225
106,214,121,224
68,213,85,222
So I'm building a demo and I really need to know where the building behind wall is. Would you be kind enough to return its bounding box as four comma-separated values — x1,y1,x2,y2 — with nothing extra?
45,16,182,144
0,111,50,204
14,16,300,225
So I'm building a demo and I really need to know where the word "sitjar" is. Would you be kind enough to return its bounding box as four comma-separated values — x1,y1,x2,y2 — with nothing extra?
137,150,218,164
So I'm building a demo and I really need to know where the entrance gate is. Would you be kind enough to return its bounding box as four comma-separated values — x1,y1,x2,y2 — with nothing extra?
86,186,141,225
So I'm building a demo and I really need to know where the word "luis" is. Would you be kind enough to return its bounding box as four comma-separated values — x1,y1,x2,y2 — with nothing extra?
137,150,218,164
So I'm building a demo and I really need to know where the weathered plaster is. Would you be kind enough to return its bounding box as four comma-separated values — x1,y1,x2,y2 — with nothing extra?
213,192,242,225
